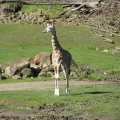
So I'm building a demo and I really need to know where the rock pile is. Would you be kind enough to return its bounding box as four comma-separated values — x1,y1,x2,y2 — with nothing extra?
0,5,49,24
112,46,120,55
0,1,101,25
0,52,78,80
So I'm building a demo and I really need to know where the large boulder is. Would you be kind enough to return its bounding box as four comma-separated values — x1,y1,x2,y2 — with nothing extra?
2,58,30,77
1,51,78,79
112,47,120,55
30,64,41,72
30,64,41,77
38,71,54,78
21,68,33,78
34,52,52,67
0,65,2,80
0,3,13,15
2,58,30,70
5,67,17,78
12,75,22,79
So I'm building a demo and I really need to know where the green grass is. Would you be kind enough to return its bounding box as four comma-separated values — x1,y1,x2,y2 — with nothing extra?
0,77,54,84
7,2,63,16
0,24,120,70
0,84,120,119
0,24,120,119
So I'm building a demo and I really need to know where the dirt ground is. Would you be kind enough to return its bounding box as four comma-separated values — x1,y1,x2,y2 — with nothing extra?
0,80,119,120
0,80,115,91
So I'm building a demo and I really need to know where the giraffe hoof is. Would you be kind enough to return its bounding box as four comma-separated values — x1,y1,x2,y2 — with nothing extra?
54,89,59,96
54,93,59,96
66,88,70,95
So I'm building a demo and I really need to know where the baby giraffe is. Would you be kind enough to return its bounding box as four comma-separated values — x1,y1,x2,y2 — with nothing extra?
43,22,72,96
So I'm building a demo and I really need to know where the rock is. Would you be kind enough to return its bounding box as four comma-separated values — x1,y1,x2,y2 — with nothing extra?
34,52,52,66
47,72,54,77
37,9,42,15
2,18,8,23
21,13,26,20
12,75,22,79
87,1,100,8
5,67,17,77
1,53,78,79
112,49,120,55
0,3,13,14
2,62,11,70
42,63,48,69
115,46,120,51
13,2,22,12
28,58,35,64
2,59,30,70
112,46,120,55
28,12,34,20
103,49,109,52
30,64,41,72
38,71,53,78
41,65,54,75
70,71,78,78
38,71,47,78
31,17,37,24
21,68,33,78
37,17,45,24
0,65,2,80
60,71,65,79
12,60,29,70
2,58,30,77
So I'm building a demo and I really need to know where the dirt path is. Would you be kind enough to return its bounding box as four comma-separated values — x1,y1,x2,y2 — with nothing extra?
0,80,114,91
0,80,119,120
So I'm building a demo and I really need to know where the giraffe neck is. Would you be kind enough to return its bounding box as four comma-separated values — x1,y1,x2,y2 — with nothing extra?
51,31,62,53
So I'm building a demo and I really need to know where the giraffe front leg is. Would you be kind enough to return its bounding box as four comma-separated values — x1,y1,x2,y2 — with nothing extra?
54,78,59,96
54,66,60,96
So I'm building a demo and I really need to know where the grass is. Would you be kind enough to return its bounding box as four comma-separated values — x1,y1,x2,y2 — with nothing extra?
0,24,120,70
7,2,63,16
0,77,54,84
0,23,120,119
0,84,120,119
21,5,63,15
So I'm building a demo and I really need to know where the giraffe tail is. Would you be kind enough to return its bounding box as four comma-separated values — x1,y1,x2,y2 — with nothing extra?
69,69,71,75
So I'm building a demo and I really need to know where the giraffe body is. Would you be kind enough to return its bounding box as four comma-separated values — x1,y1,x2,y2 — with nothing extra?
43,22,72,96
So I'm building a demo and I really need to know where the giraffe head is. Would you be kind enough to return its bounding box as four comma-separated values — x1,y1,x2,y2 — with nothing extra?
43,22,56,35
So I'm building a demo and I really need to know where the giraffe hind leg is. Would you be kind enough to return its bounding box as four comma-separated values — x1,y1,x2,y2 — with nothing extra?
66,72,70,95
61,64,70,95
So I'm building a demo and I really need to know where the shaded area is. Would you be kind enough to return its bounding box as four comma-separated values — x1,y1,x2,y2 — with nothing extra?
84,91,113,95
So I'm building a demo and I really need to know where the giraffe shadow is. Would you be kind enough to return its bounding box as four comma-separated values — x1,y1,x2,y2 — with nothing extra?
71,91,113,96
83,91,113,94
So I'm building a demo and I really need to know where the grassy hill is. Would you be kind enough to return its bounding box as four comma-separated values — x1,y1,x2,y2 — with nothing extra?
0,1,120,79
0,24,120,72
0,3,120,119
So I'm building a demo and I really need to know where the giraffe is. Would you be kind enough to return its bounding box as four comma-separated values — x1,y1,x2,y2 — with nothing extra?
43,22,72,96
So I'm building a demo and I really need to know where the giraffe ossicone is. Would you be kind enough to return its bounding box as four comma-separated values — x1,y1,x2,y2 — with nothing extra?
43,22,72,96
